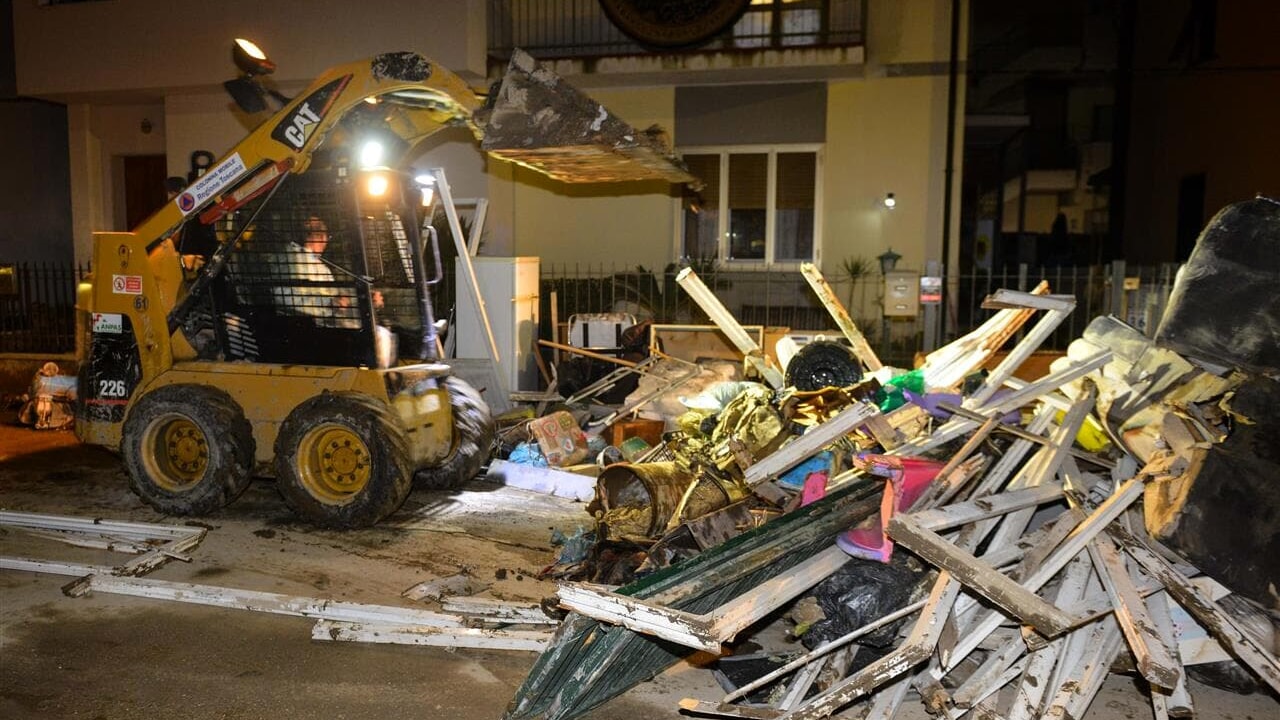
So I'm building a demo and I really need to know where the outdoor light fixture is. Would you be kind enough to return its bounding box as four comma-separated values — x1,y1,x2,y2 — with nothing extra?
877,248,902,274
360,140,386,169
224,38,288,114
883,192,897,209
232,38,276,77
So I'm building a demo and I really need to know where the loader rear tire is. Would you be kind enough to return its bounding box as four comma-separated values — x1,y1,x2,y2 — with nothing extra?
415,376,495,490
274,392,412,528
122,384,255,516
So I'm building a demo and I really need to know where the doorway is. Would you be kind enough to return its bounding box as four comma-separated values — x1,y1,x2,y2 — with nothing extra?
123,154,169,230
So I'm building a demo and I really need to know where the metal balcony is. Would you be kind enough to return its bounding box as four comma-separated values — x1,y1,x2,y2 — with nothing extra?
488,0,864,61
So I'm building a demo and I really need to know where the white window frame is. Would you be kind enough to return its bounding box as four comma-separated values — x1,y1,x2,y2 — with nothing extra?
674,144,824,269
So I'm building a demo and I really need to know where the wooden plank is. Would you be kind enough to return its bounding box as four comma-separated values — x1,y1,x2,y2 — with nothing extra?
888,515,1076,636
442,596,558,625
941,477,1146,672
1111,525,1280,695
744,402,879,487
82,575,466,627
1087,535,1181,689
1041,618,1125,720
676,268,785,388
965,302,1073,408
312,619,549,652
558,546,850,654
0,510,201,540
895,350,1111,456
0,556,118,577
908,482,1065,532
1146,591,1195,718
798,261,882,371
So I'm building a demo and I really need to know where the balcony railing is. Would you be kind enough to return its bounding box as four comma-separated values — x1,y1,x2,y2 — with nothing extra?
488,0,865,61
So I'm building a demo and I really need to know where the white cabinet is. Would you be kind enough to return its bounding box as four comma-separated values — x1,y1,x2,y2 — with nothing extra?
454,256,540,394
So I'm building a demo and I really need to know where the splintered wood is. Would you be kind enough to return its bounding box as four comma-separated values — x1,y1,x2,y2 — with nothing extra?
544,283,1280,720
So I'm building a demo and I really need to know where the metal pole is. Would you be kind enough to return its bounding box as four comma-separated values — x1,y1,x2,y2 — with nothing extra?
432,168,507,397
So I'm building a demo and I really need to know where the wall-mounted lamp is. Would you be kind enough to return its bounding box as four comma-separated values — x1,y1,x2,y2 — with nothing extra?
877,248,902,274
883,192,897,209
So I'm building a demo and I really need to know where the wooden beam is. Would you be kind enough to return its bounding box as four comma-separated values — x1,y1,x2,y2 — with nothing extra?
888,514,1077,636
941,477,1146,672
441,596,558,625
744,402,880,487
80,575,467,628
676,267,785,388
1111,525,1280,695
799,262,883,371
1146,591,1195,718
311,619,549,652
908,482,1065,532
1087,534,1181,689
558,546,850,654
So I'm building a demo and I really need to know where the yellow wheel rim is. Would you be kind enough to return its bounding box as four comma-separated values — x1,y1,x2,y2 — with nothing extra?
296,424,372,505
142,414,209,491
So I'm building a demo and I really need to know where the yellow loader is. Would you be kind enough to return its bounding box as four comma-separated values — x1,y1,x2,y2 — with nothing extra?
75,43,693,528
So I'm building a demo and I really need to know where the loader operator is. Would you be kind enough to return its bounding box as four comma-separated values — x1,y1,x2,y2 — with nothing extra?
273,215,361,329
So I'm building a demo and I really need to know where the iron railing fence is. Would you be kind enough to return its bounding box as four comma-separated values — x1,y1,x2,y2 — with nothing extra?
540,261,1183,366
487,0,865,60
0,259,1182,368
0,262,89,354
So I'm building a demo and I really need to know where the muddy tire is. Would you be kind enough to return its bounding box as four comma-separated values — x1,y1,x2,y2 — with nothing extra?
122,384,255,516
274,392,412,529
415,376,495,490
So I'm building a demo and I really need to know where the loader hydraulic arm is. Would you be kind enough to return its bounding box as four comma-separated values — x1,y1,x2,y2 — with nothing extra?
135,51,483,318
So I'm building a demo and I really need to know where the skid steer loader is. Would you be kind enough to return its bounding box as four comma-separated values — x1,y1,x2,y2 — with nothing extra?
75,44,694,528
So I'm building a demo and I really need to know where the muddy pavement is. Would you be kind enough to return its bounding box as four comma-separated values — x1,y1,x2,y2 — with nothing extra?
0,425,707,719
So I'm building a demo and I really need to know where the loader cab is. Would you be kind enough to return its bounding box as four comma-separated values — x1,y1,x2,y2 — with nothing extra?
177,163,436,368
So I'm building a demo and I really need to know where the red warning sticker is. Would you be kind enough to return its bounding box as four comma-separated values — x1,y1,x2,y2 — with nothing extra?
111,274,144,295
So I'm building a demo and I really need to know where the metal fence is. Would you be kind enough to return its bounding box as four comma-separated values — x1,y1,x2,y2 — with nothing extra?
0,259,1182,367
487,0,865,60
0,262,88,354
540,261,1182,366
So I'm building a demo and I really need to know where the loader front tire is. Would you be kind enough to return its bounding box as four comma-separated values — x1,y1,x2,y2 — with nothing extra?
415,376,495,490
274,392,412,528
122,384,255,516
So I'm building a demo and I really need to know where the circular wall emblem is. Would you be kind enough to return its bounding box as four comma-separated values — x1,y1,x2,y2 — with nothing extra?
599,0,752,49
177,192,196,213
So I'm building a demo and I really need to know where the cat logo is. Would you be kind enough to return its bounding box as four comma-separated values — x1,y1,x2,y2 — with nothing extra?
283,103,322,149
271,75,352,151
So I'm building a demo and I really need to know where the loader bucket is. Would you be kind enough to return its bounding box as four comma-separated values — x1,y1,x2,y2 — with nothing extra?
477,49,701,188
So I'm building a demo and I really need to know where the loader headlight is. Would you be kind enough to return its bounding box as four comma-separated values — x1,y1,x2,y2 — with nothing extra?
365,174,390,198
360,140,385,169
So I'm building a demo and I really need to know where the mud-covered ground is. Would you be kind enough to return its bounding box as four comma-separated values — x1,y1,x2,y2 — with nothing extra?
1,422,1277,720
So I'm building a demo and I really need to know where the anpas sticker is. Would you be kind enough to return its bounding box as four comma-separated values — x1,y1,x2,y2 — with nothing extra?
111,274,144,295
92,312,124,334
175,152,248,216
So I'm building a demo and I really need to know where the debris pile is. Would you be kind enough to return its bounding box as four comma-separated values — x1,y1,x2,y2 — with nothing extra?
499,198,1280,720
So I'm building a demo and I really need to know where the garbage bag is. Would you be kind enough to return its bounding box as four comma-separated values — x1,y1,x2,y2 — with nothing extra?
800,553,927,650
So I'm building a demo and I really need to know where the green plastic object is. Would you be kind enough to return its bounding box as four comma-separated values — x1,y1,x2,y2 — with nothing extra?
875,368,926,412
